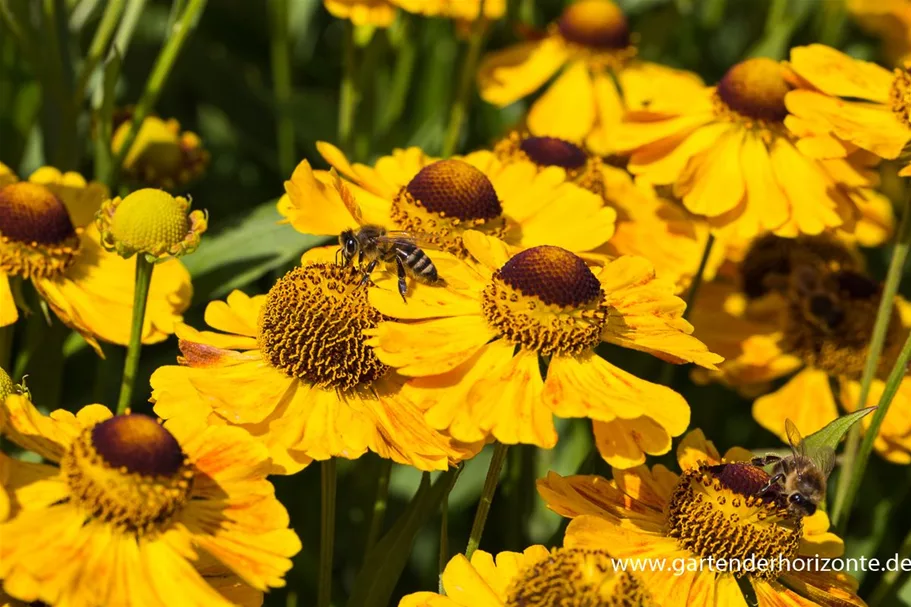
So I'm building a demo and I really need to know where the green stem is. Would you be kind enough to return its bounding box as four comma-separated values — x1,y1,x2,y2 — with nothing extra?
833,196,911,528
111,0,208,186
318,458,337,607
268,0,296,176
42,0,78,170
364,458,392,554
74,0,125,104
338,20,357,151
465,442,508,560
439,491,449,592
116,257,153,415
377,15,416,136
442,0,488,157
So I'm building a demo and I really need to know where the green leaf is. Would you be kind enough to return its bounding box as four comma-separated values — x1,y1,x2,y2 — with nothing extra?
181,201,327,299
347,468,461,607
802,407,877,455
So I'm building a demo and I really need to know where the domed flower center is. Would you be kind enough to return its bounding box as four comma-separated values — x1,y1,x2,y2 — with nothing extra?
258,263,389,391
494,132,606,197
391,159,507,257
504,548,652,607
481,246,609,356
716,58,791,124
782,269,903,379
666,462,802,580
739,234,858,299
890,68,911,128
61,414,193,534
109,189,189,254
0,182,80,279
520,137,589,170
557,0,631,51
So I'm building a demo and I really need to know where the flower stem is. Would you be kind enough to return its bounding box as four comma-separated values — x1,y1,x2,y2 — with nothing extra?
439,491,449,592
318,458,337,607
377,15,416,136
111,0,207,186
364,458,392,554
833,195,911,529
338,20,357,152
465,442,508,560
74,0,125,104
116,256,153,415
268,0,296,176
442,0,488,157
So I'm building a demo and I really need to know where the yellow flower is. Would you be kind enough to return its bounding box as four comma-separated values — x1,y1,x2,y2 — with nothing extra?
280,143,617,259
785,43,911,176
493,131,719,293
151,263,467,475
364,231,722,467
614,56,874,240
112,114,209,191
691,233,911,464
537,430,864,607
477,0,704,155
399,545,654,606
847,0,911,66
0,395,300,607
323,0,504,27
0,164,191,355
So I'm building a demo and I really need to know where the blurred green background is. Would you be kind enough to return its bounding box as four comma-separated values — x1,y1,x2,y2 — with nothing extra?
2,0,911,605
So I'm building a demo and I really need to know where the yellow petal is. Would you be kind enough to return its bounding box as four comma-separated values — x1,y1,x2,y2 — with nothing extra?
0,395,75,462
593,416,672,468
281,160,359,235
769,137,844,235
675,428,722,470
536,471,630,519
323,0,397,27
753,368,839,443
740,131,790,231
477,37,569,107
463,230,514,272
399,592,462,607
789,44,893,102
28,166,109,229
619,61,708,115
0,273,17,326
515,184,616,252
585,70,624,155
187,357,295,425
204,291,263,338
676,127,746,218
799,511,844,558
627,121,728,186
439,554,501,606
528,60,596,143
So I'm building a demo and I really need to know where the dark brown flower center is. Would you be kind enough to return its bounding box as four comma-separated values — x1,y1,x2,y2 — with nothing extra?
91,414,186,476
404,159,501,221
716,58,791,123
557,0,631,50
0,182,76,246
519,136,589,170
497,245,601,308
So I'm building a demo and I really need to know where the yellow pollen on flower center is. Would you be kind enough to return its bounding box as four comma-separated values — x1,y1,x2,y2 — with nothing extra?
61,414,193,534
258,263,390,391
557,0,631,51
391,159,507,257
666,462,802,580
481,246,609,357
0,182,80,279
504,547,654,607
889,68,911,128
109,188,189,254
715,58,791,124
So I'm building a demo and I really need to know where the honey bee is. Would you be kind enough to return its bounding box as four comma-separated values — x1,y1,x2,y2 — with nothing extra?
751,419,836,517
338,224,442,302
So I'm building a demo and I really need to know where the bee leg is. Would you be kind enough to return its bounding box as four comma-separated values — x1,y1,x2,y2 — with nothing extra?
751,454,782,468
395,256,408,303
758,473,785,495
359,259,379,286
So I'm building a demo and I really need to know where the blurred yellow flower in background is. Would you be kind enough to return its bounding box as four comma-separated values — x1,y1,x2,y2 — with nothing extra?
537,430,863,607
477,0,704,155
323,0,504,27
151,271,466,475
785,44,911,176
0,164,191,354
0,396,300,607
280,143,616,259
847,0,911,65
399,545,654,606
692,234,911,464
615,56,876,241
112,114,209,191
364,231,722,467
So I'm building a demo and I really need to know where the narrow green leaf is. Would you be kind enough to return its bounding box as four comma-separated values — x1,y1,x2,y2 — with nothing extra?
802,407,877,455
347,468,461,607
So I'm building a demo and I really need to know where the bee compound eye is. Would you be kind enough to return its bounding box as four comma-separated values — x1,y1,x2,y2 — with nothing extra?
789,493,804,504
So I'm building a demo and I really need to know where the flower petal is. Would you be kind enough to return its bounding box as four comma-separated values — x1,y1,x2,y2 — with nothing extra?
0,395,76,462
753,368,839,443
439,554,502,606
585,70,624,155
769,138,844,235
675,428,722,470
676,127,746,218
280,161,360,235
477,37,569,107
203,291,264,338
28,166,108,229
528,60,596,143
515,184,616,252
789,44,893,102
593,417,672,468
0,273,17,326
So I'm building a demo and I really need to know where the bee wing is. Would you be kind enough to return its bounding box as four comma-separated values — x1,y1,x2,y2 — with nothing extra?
785,419,807,459
811,445,837,479
331,169,365,225
375,231,440,249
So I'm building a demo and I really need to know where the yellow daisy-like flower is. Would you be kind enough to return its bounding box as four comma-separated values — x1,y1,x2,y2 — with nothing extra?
399,545,654,607
493,131,719,293
151,262,465,475
280,142,617,259
0,395,300,607
614,55,873,240
477,0,705,155
323,0,504,27
847,0,911,66
112,114,209,191
364,231,722,467
692,233,911,464
537,430,864,607
0,164,191,354
785,43,911,176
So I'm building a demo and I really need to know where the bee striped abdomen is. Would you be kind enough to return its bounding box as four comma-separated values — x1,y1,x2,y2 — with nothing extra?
399,243,439,283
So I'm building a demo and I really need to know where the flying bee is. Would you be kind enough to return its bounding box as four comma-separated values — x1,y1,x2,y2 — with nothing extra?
337,224,442,302
750,419,836,517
